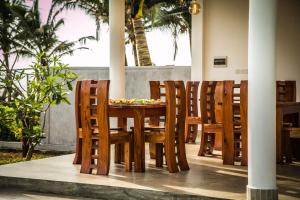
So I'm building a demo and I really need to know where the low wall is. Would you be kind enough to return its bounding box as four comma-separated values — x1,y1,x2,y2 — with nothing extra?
43,66,191,151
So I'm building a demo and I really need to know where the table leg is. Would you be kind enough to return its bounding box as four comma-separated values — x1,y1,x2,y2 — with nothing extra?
115,117,127,164
133,109,145,172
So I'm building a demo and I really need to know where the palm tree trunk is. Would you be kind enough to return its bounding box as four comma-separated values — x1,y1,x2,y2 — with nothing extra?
132,41,138,66
132,18,152,67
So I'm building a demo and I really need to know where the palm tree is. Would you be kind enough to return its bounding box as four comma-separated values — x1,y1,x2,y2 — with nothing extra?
54,0,190,66
14,0,94,63
131,0,152,66
1,0,93,157
0,0,27,101
146,1,191,60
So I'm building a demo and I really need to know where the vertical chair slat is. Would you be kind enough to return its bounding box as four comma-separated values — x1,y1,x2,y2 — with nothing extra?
73,80,82,164
185,81,200,143
240,81,248,166
80,81,93,174
222,81,235,165
97,81,110,175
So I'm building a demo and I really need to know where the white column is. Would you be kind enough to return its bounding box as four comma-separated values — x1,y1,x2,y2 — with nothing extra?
191,0,204,82
109,0,125,99
247,0,278,199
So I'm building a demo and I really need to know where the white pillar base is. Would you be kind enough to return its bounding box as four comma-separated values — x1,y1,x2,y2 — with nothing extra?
247,186,278,200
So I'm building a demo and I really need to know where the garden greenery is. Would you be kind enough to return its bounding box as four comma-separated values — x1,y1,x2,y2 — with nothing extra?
1,0,84,160
16,54,77,160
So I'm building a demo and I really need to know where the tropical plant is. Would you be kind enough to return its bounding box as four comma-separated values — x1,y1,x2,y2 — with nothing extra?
1,0,87,159
14,0,94,61
13,53,77,160
54,0,191,66
146,1,191,60
0,0,28,102
0,104,21,141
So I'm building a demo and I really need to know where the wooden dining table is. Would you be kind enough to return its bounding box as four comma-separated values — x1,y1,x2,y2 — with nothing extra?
276,102,300,163
109,103,166,172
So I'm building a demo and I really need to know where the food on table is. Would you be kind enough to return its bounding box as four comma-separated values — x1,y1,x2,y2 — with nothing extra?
109,98,161,104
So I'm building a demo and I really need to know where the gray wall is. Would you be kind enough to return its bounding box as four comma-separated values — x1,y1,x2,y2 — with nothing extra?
45,66,191,150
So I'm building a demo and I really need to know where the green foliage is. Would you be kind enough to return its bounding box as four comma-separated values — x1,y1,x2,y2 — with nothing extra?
12,53,77,159
1,0,86,160
0,104,22,141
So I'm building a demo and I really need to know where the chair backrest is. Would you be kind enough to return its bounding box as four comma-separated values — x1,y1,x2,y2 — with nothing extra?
75,80,83,132
164,80,187,172
222,80,248,166
214,81,224,123
276,80,296,102
80,80,110,174
186,81,200,118
200,81,217,124
149,81,166,126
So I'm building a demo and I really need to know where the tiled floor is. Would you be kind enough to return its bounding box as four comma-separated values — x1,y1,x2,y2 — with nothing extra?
0,144,299,200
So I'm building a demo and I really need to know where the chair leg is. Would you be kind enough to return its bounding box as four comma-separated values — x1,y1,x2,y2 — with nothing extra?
177,133,190,171
73,138,82,164
124,142,132,171
285,131,292,163
184,123,191,143
155,143,164,167
214,130,223,151
97,138,110,175
198,130,206,156
114,144,124,164
80,136,92,174
191,124,198,143
164,140,179,173
149,143,156,159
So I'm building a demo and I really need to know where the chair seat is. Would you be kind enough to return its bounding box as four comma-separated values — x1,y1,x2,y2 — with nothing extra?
203,123,223,132
78,128,127,138
144,124,165,130
187,116,202,124
145,131,165,143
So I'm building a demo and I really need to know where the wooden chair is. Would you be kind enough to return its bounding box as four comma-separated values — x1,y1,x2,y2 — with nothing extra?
276,80,299,163
148,81,166,159
222,80,248,166
73,80,83,164
185,81,201,143
283,126,300,163
276,80,296,102
198,81,223,156
75,80,132,175
145,81,189,173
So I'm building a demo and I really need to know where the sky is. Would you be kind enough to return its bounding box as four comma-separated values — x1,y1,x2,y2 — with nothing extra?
18,0,191,68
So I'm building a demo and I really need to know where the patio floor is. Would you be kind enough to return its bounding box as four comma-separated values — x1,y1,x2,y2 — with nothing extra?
0,144,299,200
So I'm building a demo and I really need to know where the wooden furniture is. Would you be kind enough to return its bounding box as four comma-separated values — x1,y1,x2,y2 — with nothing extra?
148,81,166,158
73,80,83,165
109,103,166,172
73,80,127,166
276,81,296,102
144,81,189,173
276,102,300,163
222,81,248,166
198,81,223,156
185,81,201,143
77,80,132,175
283,126,300,163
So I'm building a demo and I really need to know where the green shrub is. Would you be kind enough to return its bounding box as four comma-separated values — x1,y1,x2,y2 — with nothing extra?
0,104,22,141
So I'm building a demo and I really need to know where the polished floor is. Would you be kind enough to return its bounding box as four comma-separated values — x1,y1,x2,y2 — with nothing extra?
0,144,299,200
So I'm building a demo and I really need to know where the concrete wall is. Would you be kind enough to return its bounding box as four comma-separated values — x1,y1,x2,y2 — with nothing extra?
203,0,300,100
203,0,249,81
45,66,190,149
276,0,300,101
